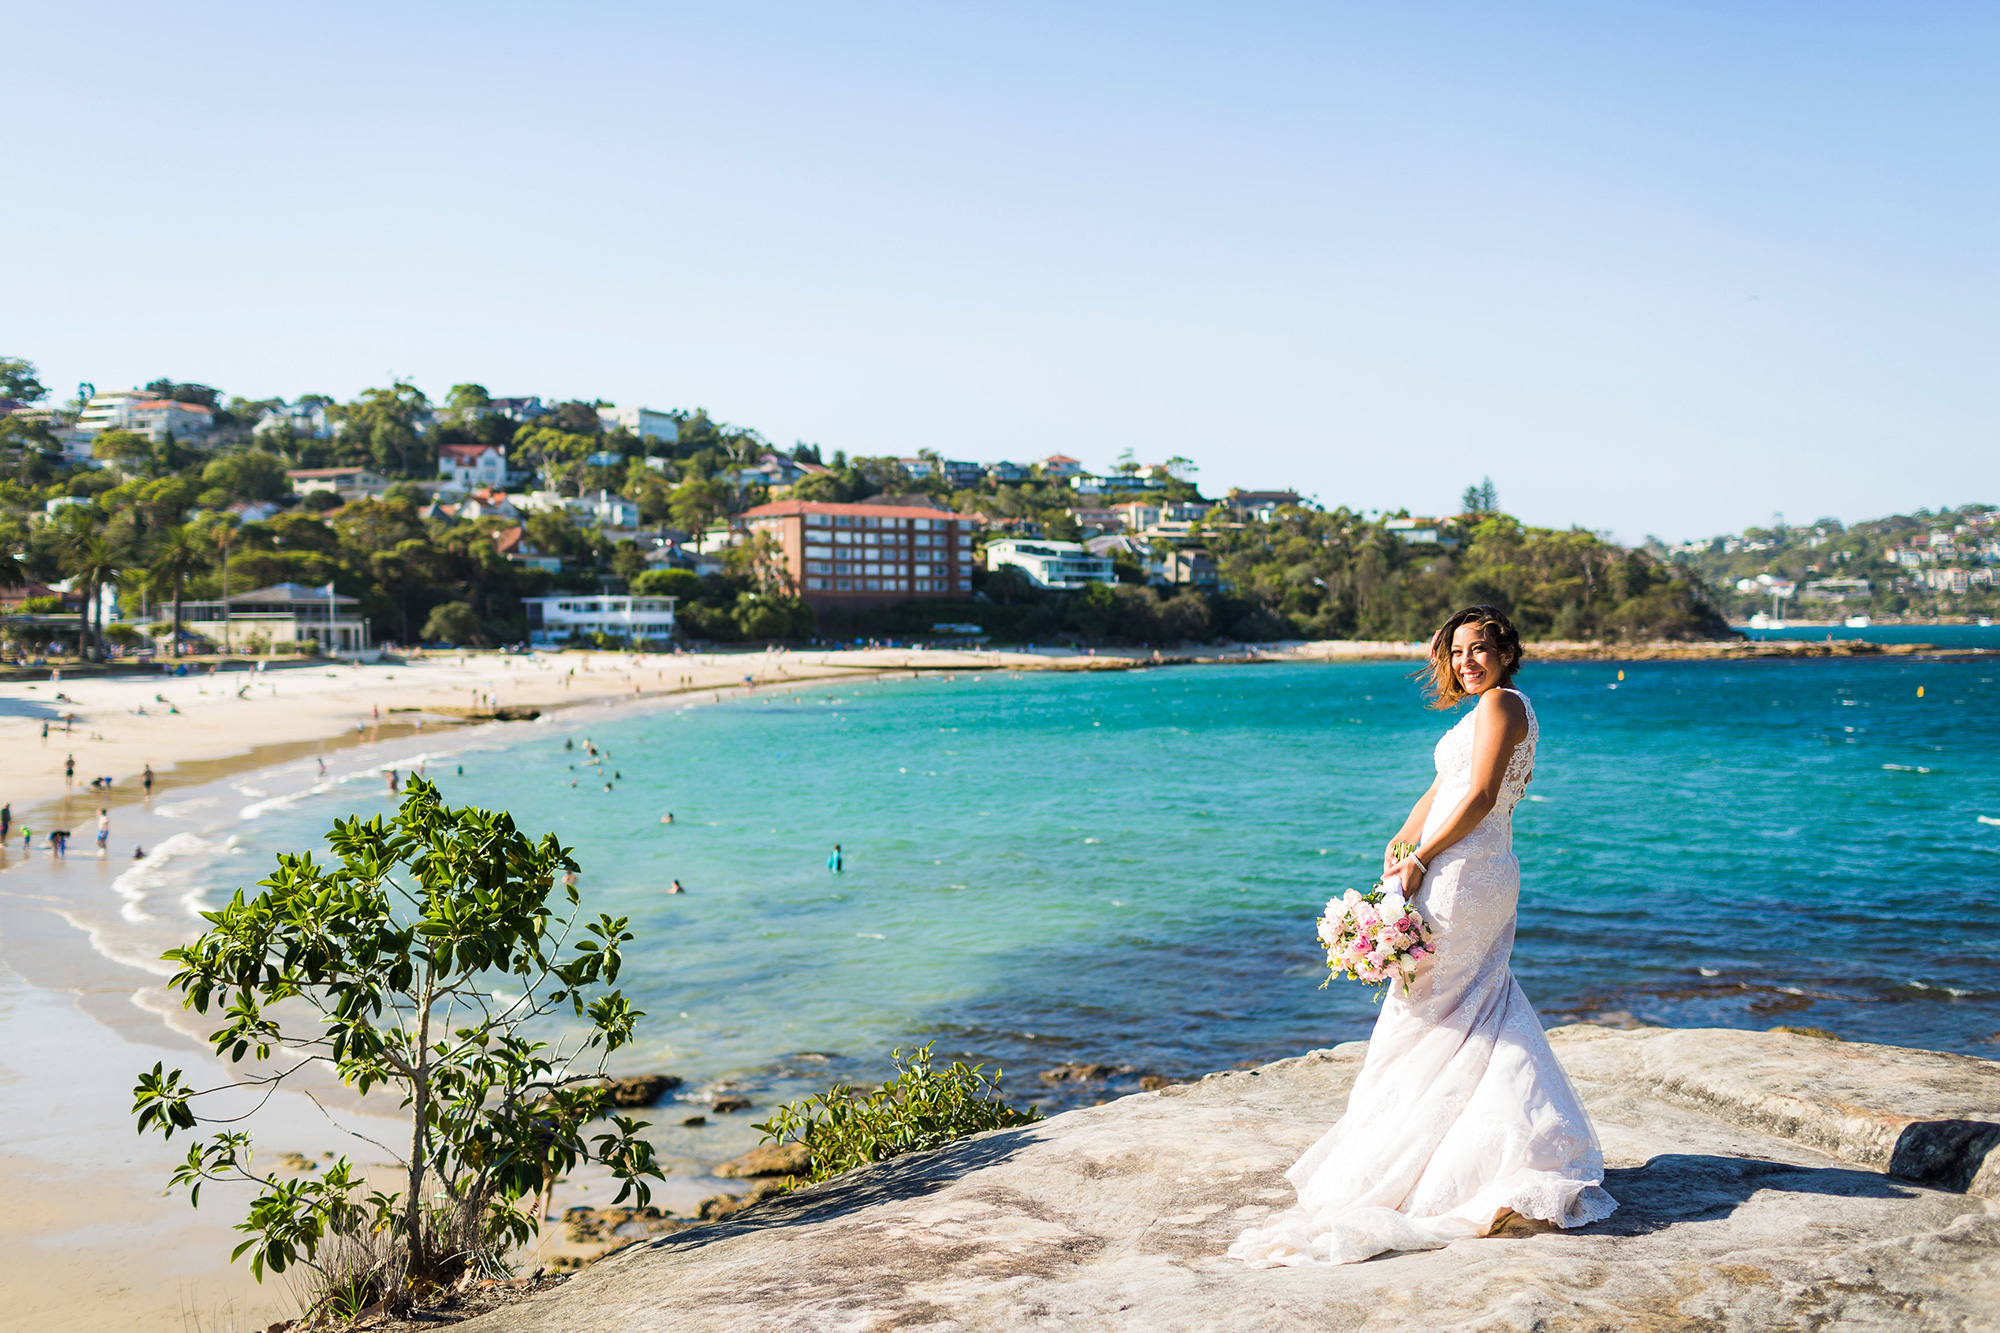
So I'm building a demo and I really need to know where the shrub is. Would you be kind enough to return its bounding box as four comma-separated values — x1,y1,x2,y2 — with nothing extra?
629,568,700,599
753,1043,1039,1188
133,780,661,1316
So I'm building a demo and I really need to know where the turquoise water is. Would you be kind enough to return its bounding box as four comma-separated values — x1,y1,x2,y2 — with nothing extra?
65,658,2000,1124
1734,623,2000,649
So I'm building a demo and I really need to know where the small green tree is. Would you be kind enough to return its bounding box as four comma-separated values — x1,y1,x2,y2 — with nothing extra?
132,781,661,1313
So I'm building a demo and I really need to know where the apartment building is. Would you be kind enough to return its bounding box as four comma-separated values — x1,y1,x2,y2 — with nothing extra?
984,538,1114,590
76,389,213,441
597,405,679,443
735,499,976,605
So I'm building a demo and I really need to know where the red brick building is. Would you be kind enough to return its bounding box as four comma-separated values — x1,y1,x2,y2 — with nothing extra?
735,499,977,606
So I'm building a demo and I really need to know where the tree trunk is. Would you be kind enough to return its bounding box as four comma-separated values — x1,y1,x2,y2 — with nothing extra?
404,972,434,1282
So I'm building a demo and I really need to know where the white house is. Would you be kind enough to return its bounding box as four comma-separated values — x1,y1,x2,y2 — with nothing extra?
287,466,390,498
76,389,149,434
522,594,677,647
574,489,640,528
255,401,334,440
984,538,1114,590
597,405,679,443
172,583,372,656
438,443,507,491
126,399,214,442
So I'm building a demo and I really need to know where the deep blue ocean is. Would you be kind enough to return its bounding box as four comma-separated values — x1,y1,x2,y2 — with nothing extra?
1733,623,2000,649
63,656,2000,1154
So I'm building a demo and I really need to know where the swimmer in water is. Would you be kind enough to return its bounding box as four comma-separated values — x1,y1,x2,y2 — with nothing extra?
134,845,145,859
828,843,843,873
660,812,674,824
669,880,685,894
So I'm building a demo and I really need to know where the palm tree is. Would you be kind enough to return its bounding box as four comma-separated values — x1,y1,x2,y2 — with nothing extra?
150,525,210,658
54,512,120,661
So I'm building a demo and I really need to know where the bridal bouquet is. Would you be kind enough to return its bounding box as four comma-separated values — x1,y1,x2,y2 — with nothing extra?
1318,842,1434,1000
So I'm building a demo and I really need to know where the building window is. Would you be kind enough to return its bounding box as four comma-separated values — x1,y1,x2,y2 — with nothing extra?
866,578,882,590
957,578,971,590
834,561,852,574
807,577,826,590
807,561,830,574
835,515,854,527
891,578,906,591
806,544,832,557
836,578,853,590
807,514,829,527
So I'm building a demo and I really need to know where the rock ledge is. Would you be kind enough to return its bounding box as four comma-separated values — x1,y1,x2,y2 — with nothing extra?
467,1026,2000,1332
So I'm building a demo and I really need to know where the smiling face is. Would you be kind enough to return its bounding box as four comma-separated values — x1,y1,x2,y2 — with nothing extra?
1450,621,1504,696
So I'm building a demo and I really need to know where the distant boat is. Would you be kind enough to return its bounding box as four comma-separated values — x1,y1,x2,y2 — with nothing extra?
1844,615,1872,628
1981,617,1995,628
1748,613,1772,628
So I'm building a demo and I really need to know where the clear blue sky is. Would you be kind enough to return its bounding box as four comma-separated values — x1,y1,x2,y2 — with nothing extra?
8,2,1994,541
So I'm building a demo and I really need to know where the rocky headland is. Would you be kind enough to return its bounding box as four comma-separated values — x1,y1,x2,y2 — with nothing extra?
461,1025,1999,1333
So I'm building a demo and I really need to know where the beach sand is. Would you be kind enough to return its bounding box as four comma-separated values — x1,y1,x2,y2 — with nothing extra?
0,640,1432,1329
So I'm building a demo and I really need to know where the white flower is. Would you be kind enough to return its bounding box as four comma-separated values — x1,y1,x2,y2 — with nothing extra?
1380,892,1406,919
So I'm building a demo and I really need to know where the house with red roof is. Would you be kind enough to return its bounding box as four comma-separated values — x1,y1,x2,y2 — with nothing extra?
438,443,507,491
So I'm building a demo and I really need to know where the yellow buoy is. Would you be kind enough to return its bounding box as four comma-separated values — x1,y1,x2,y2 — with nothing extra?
1917,685,1925,697
1617,669,1625,681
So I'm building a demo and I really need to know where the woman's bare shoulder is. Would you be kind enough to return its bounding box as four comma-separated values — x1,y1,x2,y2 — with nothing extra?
1475,687,1529,736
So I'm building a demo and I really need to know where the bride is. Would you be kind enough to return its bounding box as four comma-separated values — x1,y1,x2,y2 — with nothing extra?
1228,606,1617,1267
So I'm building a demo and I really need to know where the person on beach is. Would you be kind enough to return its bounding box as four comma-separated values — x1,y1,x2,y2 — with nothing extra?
19,827,28,854
143,764,154,797
386,770,400,794
1228,606,1614,1269
133,845,144,859
96,808,109,856
828,844,843,873
64,754,74,787
50,829,67,859
41,721,49,745
0,804,9,844
317,757,327,777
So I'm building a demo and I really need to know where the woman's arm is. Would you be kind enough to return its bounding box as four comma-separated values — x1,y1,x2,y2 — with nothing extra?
1389,690,1528,895
1384,775,1442,873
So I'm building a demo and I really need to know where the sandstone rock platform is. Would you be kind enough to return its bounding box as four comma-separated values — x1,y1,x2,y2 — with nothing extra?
467,1026,2000,1332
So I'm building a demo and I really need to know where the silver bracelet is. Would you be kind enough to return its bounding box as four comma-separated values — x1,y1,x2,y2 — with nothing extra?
1408,853,1429,875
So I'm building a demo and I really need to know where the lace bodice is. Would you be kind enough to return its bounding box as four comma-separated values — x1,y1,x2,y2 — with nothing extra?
1430,688,1538,827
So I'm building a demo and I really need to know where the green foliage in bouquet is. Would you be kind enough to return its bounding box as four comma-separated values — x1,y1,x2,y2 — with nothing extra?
753,1043,1040,1188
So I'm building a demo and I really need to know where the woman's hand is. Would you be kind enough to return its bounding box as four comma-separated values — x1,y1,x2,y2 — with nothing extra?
1387,856,1425,897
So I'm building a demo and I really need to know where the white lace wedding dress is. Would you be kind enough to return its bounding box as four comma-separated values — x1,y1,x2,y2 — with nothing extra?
1228,689,1617,1267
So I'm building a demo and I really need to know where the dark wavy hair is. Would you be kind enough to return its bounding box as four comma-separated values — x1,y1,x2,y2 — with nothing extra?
1420,605,1523,709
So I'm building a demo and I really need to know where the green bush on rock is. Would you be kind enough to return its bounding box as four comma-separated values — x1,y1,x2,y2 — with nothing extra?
754,1043,1039,1189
